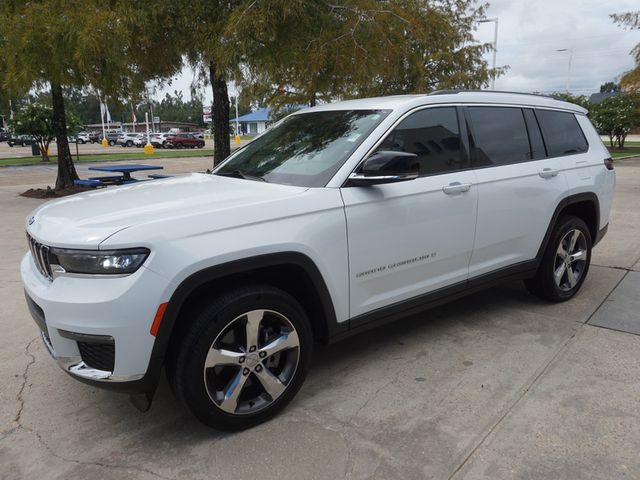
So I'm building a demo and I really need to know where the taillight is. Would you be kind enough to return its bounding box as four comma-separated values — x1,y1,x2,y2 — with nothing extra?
604,157,614,171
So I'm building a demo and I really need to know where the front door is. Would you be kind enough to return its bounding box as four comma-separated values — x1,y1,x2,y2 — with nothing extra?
341,106,478,319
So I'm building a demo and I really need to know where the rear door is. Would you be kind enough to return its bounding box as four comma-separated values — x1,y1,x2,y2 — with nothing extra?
466,106,569,278
341,106,478,319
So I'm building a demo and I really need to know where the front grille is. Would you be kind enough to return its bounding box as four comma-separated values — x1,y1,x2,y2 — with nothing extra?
26,232,52,280
78,341,115,372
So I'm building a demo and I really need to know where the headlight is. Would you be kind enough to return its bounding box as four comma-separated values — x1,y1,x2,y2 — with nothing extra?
49,248,150,275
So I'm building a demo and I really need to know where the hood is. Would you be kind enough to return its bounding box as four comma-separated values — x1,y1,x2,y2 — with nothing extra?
26,173,308,247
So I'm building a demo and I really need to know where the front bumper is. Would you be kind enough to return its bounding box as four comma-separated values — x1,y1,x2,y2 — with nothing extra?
21,252,173,392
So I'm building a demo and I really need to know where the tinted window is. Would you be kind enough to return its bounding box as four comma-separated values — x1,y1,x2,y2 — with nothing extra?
217,110,390,187
468,107,531,166
375,107,463,176
523,109,547,159
536,110,588,156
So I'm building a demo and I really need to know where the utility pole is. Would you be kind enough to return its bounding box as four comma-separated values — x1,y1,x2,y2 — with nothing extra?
479,18,499,90
557,48,574,93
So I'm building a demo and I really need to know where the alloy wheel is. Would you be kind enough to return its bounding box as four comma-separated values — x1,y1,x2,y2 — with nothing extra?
203,309,300,415
554,229,587,291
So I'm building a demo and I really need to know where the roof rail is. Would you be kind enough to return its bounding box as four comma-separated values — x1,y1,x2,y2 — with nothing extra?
428,89,556,100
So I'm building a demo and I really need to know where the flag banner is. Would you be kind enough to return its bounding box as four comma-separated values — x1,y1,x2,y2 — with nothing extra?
105,103,112,123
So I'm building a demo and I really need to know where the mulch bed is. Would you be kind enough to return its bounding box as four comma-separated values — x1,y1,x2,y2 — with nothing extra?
21,185,92,199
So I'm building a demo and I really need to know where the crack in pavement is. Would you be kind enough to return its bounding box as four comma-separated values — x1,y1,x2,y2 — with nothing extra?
13,336,38,425
18,423,174,480
8,336,173,480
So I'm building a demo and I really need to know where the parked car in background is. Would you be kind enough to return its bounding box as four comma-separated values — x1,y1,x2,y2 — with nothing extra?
165,133,205,149
8,134,34,147
76,132,100,144
150,133,170,148
133,134,147,147
102,132,120,146
117,132,144,147
0,131,10,142
192,131,205,140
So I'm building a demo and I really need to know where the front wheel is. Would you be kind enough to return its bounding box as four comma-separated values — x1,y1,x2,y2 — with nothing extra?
525,216,592,302
167,285,312,430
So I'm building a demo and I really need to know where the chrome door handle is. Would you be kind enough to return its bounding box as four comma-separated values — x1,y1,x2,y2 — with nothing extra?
442,182,472,194
539,168,559,179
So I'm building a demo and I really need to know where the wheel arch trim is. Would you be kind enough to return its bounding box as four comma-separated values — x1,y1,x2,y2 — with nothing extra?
144,252,341,390
535,192,600,263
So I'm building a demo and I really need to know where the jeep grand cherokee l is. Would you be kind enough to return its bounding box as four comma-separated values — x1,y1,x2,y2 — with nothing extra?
21,91,614,430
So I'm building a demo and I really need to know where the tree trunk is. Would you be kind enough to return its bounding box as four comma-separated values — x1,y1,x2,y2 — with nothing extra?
51,83,78,190
37,140,50,162
209,61,230,167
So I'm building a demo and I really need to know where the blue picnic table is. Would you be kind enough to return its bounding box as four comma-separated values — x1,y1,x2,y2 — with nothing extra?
75,164,166,188
88,164,164,181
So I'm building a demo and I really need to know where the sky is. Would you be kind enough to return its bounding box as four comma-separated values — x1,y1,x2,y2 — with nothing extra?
155,0,640,103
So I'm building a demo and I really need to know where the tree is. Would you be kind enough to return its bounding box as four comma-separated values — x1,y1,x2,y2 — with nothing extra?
13,103,80,162
600,82,621,93
550,92,591,112
591,94,640,148
225,0,501,110
611,11,640,92
0,1,184,190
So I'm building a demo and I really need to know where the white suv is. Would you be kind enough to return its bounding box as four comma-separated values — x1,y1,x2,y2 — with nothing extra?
21,91,615,430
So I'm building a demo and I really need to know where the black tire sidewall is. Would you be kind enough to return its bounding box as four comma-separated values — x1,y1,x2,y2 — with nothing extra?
541,216,592,301
172,286,313,430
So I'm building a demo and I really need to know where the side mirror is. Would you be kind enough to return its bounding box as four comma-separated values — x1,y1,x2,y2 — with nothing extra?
348,151,419,186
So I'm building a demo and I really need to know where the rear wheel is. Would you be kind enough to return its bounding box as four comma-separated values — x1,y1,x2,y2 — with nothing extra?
126,140,133,147
167,285,312,430
525,216,592,302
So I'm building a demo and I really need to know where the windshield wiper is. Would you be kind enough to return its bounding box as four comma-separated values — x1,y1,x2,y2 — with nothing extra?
215,170,267,182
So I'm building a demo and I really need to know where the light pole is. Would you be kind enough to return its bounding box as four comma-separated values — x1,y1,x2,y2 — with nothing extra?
234,95,240,145
557,48,573,93
479,17,498,90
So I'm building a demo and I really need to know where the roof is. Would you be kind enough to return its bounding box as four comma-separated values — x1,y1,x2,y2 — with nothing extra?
230,107,271,123
588,92,619,104
300,91,588,115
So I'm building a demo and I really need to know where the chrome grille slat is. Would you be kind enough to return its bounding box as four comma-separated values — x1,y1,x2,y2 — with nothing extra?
26,232,53,281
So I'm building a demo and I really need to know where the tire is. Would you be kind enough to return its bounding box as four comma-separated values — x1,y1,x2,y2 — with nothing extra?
109,140,115,146
78,139,85,144
127,140,133,147
175,142,183,149
167,285,313,431
525,215,592,302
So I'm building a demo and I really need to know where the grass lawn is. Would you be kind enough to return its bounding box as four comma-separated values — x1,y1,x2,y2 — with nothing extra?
609,144,640,158
0,149,214,167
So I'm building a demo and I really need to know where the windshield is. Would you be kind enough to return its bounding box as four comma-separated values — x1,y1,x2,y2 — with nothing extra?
215,109,390,187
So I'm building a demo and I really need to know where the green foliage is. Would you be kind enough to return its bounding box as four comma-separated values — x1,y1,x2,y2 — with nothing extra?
591,94,640,148
13,102,80,162
600,82,621,93
550,93,591,112
154,91,205,126
611,11,640,93
224,0,501,107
